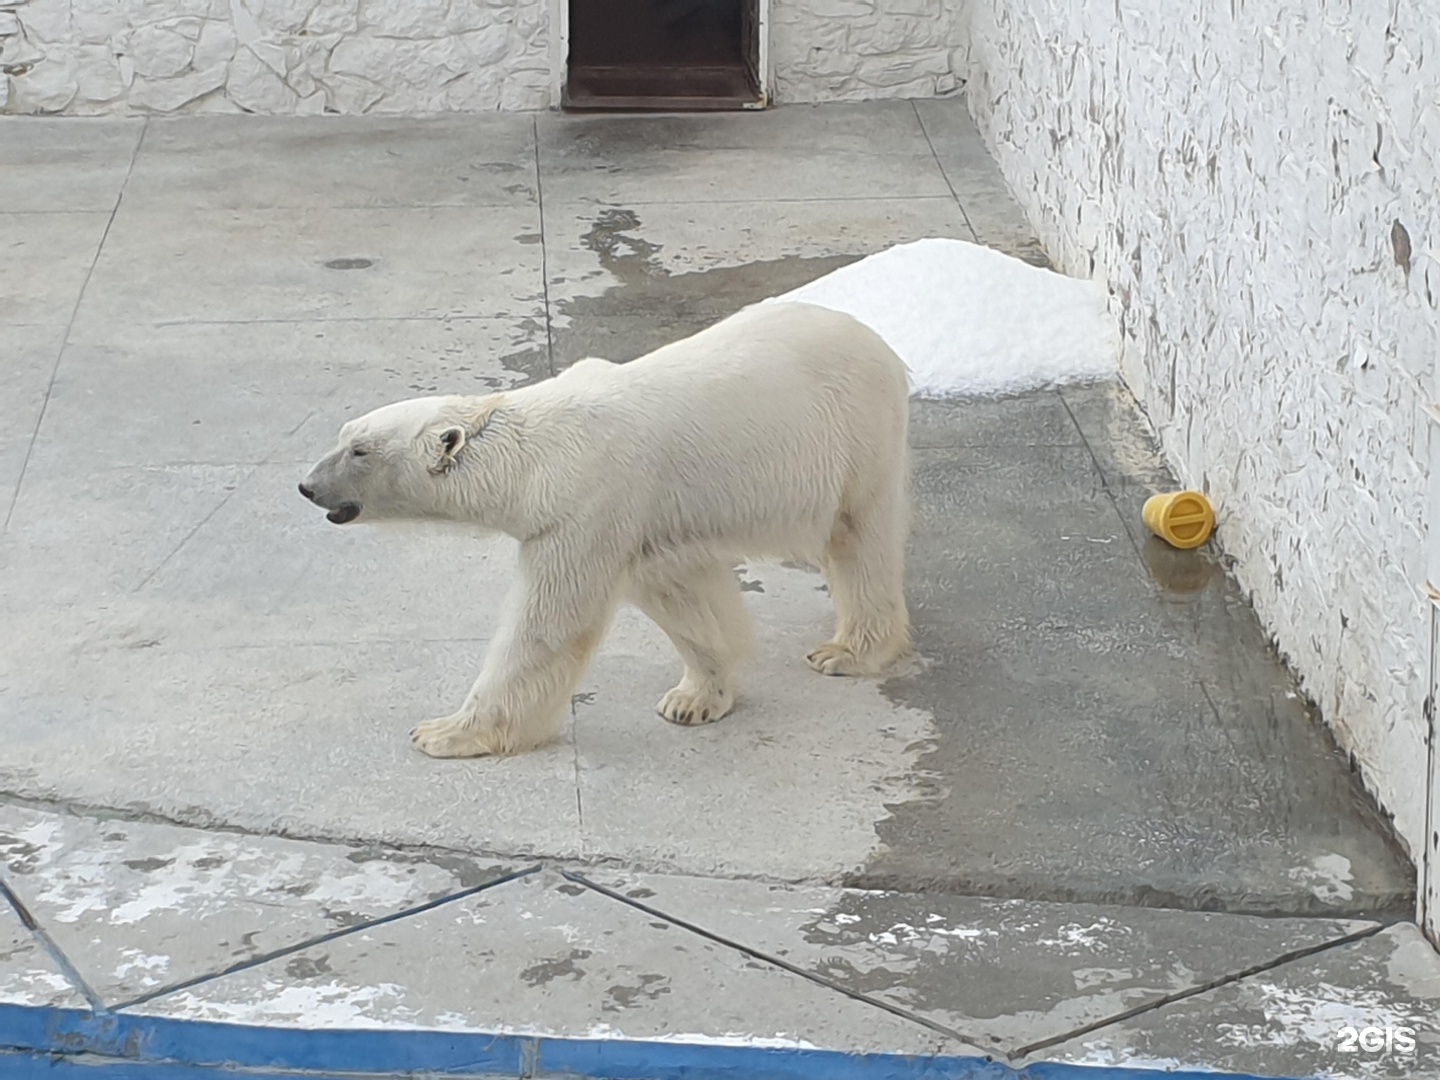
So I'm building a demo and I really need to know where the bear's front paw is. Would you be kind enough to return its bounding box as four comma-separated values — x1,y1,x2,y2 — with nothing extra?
410,714,494,759
657,683,734,727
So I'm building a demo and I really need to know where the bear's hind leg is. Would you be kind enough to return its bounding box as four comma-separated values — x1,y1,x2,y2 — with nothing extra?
808,494,910,676
630,559,754,726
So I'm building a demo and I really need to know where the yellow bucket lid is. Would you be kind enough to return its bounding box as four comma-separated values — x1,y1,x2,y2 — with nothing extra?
1143,491,1215,550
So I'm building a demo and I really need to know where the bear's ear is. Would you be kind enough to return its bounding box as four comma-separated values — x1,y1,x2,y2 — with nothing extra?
432,425,467,474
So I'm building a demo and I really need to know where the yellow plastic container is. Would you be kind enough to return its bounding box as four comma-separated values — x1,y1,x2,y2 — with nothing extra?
1142,491,1215,550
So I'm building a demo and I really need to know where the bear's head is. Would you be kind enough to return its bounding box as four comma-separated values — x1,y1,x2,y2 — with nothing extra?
299,395,498,525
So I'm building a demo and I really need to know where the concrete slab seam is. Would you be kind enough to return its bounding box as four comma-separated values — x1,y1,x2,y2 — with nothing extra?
911,100,980,246
1011,921,1388,1059
125,372,338,587
109,864,544,1012
142,314,534,327
2,118,148,532
532,115,558,380
123,307,389,588
128,382,334,587
0,793,574,881
559,870,984,1049
130,474,258,592
0,1008,1302,1080
0,876,106,1013
1053,390,1148,565
538,194,966,207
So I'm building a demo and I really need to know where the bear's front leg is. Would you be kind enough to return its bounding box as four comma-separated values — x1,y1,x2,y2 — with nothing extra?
410,543,621,759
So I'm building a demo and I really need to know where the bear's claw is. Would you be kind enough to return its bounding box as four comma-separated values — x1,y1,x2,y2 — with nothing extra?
657,684,733,727
410,715,494,758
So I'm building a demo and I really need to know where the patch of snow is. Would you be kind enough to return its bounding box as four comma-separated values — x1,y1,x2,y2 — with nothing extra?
0,969,76,1006
868,920,991,949
1215,980,1431,1053
1287,854,1355,904
584,1024,822,1050
1066,1045,1217,1072
1071,966,1139,990
1033,919,1126,952
766,238,1117,398
112,949,171,988
302,860,436,910
154,981,416,1029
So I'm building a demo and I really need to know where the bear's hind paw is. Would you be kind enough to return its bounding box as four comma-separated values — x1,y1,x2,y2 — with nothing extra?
807,630,910,677
806,642,864,676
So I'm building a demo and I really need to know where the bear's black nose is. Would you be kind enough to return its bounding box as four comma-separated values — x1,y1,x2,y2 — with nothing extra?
298,482,316,501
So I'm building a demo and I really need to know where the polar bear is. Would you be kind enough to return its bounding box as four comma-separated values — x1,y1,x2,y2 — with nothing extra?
299,301,911,758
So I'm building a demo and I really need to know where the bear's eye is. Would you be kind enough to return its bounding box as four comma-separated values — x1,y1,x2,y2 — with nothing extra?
351,447,368,458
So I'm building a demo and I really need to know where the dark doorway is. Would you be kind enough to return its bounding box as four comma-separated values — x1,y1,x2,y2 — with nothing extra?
565,0,763,111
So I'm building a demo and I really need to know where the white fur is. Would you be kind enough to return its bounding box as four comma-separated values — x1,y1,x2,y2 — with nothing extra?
300,301,912,758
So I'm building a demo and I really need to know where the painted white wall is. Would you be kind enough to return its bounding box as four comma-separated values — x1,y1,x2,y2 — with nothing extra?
1427,446,1440,942
0,0,972,113
962,0,1440,869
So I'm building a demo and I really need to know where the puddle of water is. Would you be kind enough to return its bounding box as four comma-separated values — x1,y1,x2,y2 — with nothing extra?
1141,535,1217,598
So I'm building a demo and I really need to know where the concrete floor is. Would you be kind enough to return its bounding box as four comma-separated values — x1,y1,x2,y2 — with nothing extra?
1,100,1434,1077
0,100,1411,914
3,803,1438,1076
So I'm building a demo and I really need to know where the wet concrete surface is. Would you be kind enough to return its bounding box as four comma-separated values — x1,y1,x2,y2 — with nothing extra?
0,804,519,1005
866,385,1411,915
539,171,1413,917
1036,922,1440,1077
549,212,859,369
122,869,974,1056
578,869,1380,1053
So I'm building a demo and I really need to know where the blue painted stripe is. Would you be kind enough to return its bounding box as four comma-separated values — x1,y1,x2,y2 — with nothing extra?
1022,1066,1292,1080
0,1002,1309,1080
533,1039,1010,1080
0,1050,371,1080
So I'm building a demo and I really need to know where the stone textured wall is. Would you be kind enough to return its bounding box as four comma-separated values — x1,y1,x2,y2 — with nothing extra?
0,0,551,114
0,0,974,113
964,0,1439,859
769,0,966,103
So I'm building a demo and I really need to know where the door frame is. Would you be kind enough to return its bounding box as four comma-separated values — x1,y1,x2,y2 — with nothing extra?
548,0,771,108
549,0,570,108
751,0,771,107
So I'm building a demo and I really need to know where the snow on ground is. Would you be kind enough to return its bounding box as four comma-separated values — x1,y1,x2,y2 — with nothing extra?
766,238,1118,398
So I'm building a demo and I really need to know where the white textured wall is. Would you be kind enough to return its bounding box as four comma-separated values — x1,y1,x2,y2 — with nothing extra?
0,0,551,115
769,0,965,103
965,0,1439,857
0,0,974,114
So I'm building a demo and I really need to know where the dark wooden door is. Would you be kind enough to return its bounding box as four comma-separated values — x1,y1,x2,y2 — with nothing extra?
566,0,762,110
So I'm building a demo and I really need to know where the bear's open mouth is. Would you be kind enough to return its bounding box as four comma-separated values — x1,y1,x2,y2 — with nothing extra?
326,503,361,525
